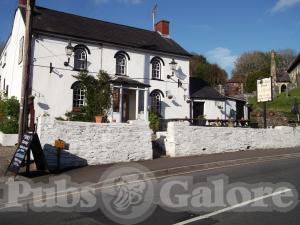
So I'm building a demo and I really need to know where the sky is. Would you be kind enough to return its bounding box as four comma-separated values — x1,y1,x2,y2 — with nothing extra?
1,0,300,75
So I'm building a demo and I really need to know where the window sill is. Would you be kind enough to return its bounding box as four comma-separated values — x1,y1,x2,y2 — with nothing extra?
115,74,128,77
151,78,164,81
73,68,88,72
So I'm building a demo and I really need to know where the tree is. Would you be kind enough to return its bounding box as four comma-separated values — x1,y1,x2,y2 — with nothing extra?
232,51,270,83
232,49,297,93
245,71,269,93
190,53,228,86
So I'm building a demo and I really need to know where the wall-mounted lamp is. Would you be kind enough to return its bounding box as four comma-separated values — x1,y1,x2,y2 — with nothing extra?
167,58,178,79
64,41,74,66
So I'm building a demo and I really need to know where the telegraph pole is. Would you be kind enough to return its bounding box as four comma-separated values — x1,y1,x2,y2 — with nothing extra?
18,0,34,142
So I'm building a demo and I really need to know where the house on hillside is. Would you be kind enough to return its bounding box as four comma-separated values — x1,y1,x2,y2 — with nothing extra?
189,77,248,121
0,0,191,124
287,53,300,88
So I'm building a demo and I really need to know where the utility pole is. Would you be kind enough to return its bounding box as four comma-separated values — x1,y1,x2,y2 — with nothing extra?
18,0,33,142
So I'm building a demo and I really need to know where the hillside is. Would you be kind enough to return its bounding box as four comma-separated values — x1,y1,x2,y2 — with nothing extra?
248,88,300,126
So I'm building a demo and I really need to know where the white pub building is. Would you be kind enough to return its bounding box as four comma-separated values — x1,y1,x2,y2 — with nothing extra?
0,0,191,123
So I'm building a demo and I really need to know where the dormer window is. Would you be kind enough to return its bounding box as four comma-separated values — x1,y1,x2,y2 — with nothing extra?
74,48,87,71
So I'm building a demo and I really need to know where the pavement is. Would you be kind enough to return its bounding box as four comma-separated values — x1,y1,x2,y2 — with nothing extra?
1,148,300,224
0,146,15,177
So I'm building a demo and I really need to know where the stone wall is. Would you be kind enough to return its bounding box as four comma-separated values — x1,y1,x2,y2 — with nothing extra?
166,122,300,157
0,132,18,147
37,117,153,170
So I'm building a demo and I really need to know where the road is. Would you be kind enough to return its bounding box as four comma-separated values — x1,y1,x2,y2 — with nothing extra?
1,154,300,225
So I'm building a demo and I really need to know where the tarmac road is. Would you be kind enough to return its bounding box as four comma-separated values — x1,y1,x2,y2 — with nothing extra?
1,152,300,225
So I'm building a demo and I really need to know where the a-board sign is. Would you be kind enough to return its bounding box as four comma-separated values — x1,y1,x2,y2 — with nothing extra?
6,133,46,175
257,77,272,103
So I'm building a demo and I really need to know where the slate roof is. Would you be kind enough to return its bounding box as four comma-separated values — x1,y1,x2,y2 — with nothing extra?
190,77,246,102
287,54,300,73
276,67,290,82
189,77,225,100
110,76,150,88
21,6,191,57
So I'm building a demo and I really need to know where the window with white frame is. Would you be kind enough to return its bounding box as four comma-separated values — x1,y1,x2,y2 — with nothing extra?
150,91,162,115
72,82,86,110
152,59,161,80
116,54,127,75
74,48,87,71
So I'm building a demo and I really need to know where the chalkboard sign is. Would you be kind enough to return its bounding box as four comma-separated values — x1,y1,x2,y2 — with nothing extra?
6,133,47,175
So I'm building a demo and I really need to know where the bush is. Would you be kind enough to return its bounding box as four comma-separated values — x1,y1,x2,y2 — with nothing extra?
0,96,20,134
149,112,160,132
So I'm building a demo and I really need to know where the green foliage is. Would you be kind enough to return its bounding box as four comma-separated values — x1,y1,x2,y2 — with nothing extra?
248,87,300,113
149,112,160,132
232,49,297,93
65,109,90,122
0,96,20,134
190,53,228,86
73,70,112,122
245,71,269,93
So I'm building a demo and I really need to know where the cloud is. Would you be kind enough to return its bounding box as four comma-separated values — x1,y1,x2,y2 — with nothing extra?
268,0,300,13
206,47,237,73
92,0,143,5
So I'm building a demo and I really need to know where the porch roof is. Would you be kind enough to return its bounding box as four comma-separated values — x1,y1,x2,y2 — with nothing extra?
110,76,151,88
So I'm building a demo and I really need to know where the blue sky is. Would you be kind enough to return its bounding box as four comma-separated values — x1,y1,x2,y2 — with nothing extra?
1,0,300,75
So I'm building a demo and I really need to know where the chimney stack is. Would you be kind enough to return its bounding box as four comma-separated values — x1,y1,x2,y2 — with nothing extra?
19,0,35,8
155,20,170,37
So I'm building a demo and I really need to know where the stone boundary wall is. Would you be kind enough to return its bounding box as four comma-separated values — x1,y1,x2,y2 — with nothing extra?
0,132,18,147
37,117,153,170
166,122,300,157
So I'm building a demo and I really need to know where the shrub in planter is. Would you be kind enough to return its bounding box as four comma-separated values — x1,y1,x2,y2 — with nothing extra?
149,112,160,133
73,71,111,122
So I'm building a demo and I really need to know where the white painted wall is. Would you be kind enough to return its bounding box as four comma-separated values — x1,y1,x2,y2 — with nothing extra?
37,117,153,170
166,122,300,157
192,99,248,120
0,132,18,146
0,10,25,99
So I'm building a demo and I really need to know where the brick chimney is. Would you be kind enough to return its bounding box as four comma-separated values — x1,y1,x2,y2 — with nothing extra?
19,0,35,8
155,20,170,37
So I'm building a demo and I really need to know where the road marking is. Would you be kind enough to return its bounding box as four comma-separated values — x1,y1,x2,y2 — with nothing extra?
0,153,299,210
173,188,292,225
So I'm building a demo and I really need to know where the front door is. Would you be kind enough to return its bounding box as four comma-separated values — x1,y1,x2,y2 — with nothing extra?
193,102,204,119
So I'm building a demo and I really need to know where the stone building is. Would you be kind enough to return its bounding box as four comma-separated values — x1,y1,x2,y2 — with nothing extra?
271,50,291,95
287,53,300,88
